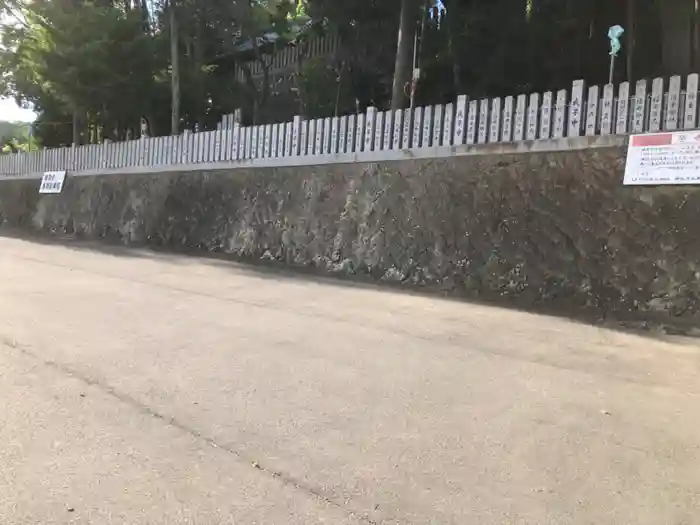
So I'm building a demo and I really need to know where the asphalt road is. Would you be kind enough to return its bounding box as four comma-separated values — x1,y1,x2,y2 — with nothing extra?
1,236,699,525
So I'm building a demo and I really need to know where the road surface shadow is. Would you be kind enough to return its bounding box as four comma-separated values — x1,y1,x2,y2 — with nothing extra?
2,229,699,342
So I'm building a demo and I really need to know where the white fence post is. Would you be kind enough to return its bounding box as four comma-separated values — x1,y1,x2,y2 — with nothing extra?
252,125,261,158
615,81,630,134
684,73,699,129
264,124,272,158
392,109,403,149
568,80,585,137
649,77,664,132
454,95,467,145
632,79,647,134
355,112,365,152
402,108,412,149
553,89,567,138
585,86,599,136
412,107,423,147
432,104,443,146
339,115,348,153
422,106,433,147
665,75,681,130
307,119,316,155
374,111,384,150
381,111,392,150
330,117,339,154
600,84,614,135
477,99,489,144
365,107,376,151
314,118,324,155
442,103,454,146
291,116,301,156
502,96,514,142
489,98,502,143
513,94,526,141
346,114,356,153
323,117,332,154
277,123,285,157
526,93,539,140
538,91,552,139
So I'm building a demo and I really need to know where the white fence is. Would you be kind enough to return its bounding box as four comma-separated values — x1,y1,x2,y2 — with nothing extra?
1,73,699,179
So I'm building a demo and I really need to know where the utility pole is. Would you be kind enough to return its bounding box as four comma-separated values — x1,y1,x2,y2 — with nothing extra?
169,0,181,135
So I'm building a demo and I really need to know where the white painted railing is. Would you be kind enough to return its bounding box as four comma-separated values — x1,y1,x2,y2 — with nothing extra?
1,74,698,179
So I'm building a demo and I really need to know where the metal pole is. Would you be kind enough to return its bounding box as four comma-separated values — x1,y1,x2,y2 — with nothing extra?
608,54,615,84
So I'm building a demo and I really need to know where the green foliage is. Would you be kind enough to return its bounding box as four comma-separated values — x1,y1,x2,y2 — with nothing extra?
0,120,38,153
295,57,339,117
0,0,683,141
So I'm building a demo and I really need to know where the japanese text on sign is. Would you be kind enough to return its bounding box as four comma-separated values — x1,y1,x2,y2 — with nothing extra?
624,132,700,185
39,171,67,194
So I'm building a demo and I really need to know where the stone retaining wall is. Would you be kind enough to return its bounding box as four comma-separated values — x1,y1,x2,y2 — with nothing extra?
2,145,699,325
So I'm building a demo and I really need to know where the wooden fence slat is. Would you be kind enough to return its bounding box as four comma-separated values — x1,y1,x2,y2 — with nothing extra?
513,94,526,141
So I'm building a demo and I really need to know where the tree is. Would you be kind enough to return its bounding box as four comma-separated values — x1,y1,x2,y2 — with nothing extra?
169,0,181,134
390,0,418,109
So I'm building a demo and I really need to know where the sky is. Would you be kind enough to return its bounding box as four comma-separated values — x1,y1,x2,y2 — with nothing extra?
0,12,36,123
0,98,36,122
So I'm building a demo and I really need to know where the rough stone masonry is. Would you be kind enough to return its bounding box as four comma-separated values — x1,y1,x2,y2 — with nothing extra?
1,144,699,326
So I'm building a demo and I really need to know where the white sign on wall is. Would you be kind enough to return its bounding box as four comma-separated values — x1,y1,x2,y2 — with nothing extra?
39,171,66,194
624,131,700,185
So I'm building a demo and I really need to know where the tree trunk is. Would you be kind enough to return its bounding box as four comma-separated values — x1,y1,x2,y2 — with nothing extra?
446,3,462,98
72,109,80,146
390,0,417,110
169,0,180,135
694,0,700,70
626,0,635,82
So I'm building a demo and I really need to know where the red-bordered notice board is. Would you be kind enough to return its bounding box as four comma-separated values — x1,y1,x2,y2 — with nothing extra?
624,132,700,185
